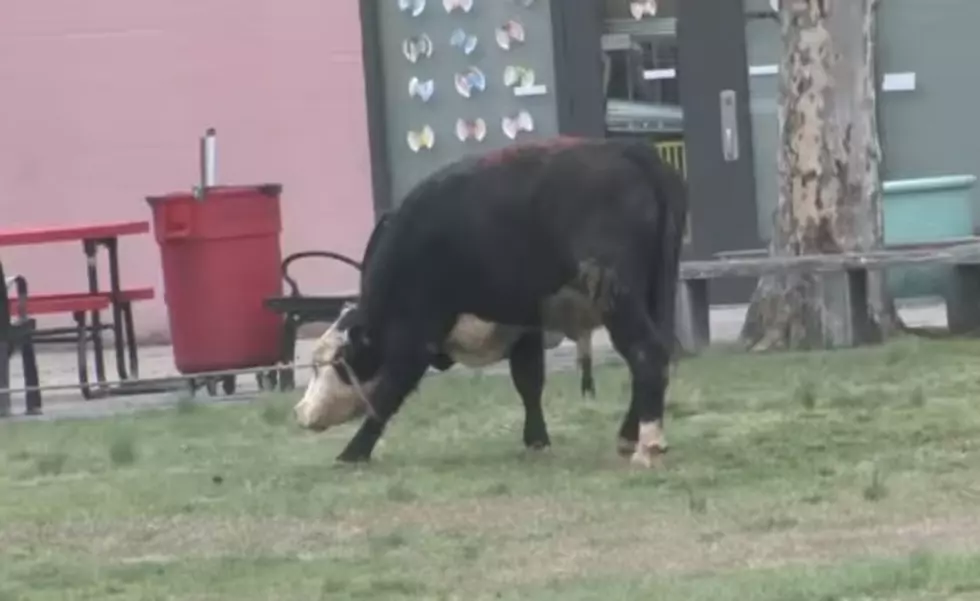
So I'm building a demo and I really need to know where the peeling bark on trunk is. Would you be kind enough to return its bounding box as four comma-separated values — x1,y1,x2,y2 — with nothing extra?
740,0,899,351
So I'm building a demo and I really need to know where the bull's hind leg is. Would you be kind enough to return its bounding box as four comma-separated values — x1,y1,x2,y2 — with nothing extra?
509,331,550,450
604,300,670,468
335,345,431,464
576,335,595,399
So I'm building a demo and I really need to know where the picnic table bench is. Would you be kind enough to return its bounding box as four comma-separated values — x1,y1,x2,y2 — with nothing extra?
676,238,980,353
1,269,40,416
0,221,163,416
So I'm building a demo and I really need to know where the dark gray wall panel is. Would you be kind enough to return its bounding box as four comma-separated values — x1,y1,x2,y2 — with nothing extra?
377,1,560,206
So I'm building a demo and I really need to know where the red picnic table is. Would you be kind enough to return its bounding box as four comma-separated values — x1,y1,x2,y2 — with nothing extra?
0,220,165,405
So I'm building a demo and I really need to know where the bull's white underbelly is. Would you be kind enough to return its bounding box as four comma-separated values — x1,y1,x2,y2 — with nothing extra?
444,314,565,368
441,284,602,368
443,314,521,367
540,286,604,338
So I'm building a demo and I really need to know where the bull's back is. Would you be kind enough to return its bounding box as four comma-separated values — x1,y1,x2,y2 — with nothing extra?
454,141,672,281
361,139,678,327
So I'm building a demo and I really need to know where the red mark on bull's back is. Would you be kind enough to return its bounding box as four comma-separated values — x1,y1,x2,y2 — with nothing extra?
479,135,588,166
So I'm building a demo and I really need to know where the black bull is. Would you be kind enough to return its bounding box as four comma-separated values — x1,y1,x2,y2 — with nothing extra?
360,210,598,396
325,137,687,467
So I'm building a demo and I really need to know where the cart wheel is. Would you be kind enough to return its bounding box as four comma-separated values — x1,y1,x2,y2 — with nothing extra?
205,378,218,396
221,375,236,395
279,368,295,392
256,370,277,392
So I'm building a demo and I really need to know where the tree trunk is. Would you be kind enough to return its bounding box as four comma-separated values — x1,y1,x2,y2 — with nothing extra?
740,0,899,351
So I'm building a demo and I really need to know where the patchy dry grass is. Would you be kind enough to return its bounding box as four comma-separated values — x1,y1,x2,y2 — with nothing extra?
4,336,980,599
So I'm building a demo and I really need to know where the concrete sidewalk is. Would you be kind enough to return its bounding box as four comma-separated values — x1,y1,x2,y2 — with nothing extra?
1,299,951,422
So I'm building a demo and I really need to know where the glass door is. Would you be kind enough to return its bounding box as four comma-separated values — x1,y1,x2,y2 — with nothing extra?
599,0,689,242
677,0,763,301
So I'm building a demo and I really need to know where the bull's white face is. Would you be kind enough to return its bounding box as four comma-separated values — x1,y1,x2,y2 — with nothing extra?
293,310,380,432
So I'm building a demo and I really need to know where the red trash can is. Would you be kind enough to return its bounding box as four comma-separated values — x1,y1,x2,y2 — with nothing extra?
146,184,283,375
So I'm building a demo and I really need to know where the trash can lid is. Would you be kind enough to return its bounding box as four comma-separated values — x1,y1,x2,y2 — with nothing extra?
146,183,283,204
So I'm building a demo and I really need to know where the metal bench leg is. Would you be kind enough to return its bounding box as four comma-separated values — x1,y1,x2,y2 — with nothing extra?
675,279,710,354
846,269,878,346
21,339,41,415
74,311,98,400
0,340,10,418
122,302,140,379
103,238,130,381
947,264,980,335
278,316,299,391
83,240,109,385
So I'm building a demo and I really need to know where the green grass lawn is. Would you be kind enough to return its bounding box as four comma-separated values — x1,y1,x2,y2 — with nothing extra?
4,336,980,600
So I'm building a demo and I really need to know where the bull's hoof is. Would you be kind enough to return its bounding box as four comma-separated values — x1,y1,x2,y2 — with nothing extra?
617,437,636,457
523,427,551,451
627,444,668,469
524,439,551,452
581,379,596,399
335,451,372,464
627,421,668,468
522,442,551,462
629,449,666,469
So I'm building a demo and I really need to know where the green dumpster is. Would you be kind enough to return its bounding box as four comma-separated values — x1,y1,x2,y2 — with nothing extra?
883,174,977,299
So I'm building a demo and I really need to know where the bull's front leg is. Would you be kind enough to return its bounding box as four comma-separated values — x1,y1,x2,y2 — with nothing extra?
508,331,550,450
335,349,431,464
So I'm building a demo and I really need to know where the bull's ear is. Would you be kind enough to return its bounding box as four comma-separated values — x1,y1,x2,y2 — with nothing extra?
347,323,371,349
336,322,383,384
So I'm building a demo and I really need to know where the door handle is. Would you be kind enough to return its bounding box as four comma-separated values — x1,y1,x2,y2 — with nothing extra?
720,89,740,162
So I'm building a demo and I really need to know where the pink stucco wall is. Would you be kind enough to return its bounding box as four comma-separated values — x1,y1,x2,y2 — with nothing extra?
0,0,374,342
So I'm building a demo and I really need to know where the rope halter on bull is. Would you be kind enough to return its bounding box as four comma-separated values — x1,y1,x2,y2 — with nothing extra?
334,354,378,420
315,302,379,420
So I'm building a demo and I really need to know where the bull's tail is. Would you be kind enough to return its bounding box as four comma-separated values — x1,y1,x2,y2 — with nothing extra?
617,141,689,361
576,334,595,398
